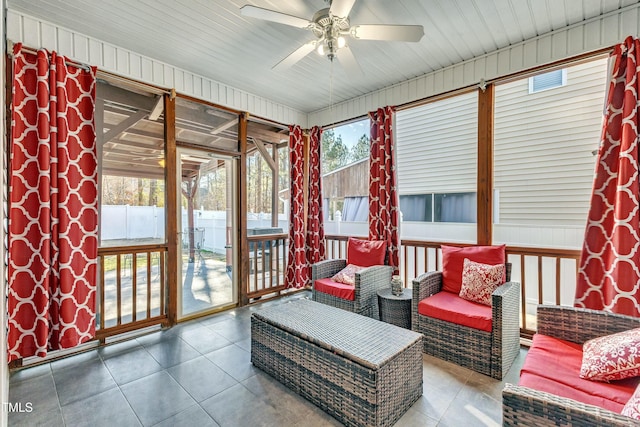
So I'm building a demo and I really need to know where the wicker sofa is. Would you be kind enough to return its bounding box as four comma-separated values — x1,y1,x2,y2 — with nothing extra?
503,305,640,426
411,262,520,380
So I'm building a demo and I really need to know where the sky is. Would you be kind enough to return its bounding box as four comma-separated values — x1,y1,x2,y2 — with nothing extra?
332,118,368,149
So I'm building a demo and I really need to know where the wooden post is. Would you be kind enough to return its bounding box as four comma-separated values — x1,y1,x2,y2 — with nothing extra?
238,113,249,306
272,142,279,227
477,83,494,246
164,93,178,325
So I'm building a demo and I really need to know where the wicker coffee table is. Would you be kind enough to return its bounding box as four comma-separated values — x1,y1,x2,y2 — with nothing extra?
377,288,412,329
251,299,423,427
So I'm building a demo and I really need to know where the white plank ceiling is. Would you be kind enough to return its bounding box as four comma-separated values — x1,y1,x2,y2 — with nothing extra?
6,0,637,113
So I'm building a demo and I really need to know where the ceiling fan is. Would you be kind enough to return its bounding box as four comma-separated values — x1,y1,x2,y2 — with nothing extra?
240,0,424,74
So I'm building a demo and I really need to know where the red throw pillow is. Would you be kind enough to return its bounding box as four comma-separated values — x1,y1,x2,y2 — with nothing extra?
347,238,386,267
332,264,365,286
622,384,640,420
580,327,640,382
458,259,505,306
441,244,506,294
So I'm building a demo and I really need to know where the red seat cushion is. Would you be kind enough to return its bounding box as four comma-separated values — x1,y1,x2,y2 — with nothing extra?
347,237,386,267
314,278,355,301
519,334,639,413
417,291,492,332
441,245,506,294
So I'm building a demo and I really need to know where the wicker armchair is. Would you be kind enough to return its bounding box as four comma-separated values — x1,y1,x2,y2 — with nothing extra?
411,263,520,379
311,258,393,319
503,305,640,426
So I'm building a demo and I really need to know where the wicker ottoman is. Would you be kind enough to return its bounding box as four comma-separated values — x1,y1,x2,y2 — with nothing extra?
251,299,423,427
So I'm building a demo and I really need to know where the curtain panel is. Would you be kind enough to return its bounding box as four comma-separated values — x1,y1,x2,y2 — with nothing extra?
285,125,308,288
575,36,640,317
7,44,99,361
305,126,326,267
285,125,325,288
369,106,400,274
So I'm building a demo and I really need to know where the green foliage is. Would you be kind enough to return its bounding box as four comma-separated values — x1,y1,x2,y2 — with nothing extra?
321,129,350,174
350,133,370,162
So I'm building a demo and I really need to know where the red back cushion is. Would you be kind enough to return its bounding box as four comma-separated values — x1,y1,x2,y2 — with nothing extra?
441,245,506,294
347,238,387,267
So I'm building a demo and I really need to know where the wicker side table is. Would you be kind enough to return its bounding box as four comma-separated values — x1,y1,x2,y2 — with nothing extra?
377,288,412,329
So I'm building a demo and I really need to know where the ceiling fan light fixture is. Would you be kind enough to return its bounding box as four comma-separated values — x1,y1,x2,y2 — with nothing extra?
317,43,325,56
337,35,346,48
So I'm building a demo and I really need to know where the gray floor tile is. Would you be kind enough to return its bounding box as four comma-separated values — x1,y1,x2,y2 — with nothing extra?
178,325,233,354
395,406,438,427
9,363,51,383
142,335,200,368
102,345,163,385
8,405,64,427
242,372,327,423
121,371,196,426
152,404,219,427
201,383,295,427
167,356,238,402
439,383,502,427
207,318,251,343
235,337,251,352
50,350,99,372
9,371,59,414
61,387,141,427
205,343,257,382
52,359,117,406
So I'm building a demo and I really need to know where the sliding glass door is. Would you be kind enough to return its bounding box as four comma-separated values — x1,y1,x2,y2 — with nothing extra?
178,148,236,319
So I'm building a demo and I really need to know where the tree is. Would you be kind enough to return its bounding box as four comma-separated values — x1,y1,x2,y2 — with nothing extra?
350,133,370,162
321,129,350,174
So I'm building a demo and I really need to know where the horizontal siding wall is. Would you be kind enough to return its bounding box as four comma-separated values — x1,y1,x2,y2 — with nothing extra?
395,91,477,194
308,5,640,126
5,10,307,127
494,58,608,226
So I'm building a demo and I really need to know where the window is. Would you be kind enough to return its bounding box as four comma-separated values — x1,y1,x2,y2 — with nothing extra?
434,192,476,223
321,118,369,222
396,91,478,241
97,80,166,247
400,193,475,223
529,69,567,93
400,195,432,222
494,57,608,248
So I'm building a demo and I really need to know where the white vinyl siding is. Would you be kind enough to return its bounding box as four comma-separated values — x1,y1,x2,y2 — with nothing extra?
494,58,608,227
396,92,477,195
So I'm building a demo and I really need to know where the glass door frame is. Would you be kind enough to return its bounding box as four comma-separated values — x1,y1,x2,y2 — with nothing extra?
176,146,238,321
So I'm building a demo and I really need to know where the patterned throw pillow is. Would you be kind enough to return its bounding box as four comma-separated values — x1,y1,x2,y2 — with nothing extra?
580,328,640,382
622,384,640,420
458,258,505,306
331,264,365,286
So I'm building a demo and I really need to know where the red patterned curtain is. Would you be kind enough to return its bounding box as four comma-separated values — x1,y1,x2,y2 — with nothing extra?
305,126,326,266
7,43,99,362
285,125,325,288
575,36,640,317
369,106,400,274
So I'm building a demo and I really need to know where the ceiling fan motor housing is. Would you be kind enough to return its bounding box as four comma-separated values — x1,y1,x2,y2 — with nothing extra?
311,8,350,60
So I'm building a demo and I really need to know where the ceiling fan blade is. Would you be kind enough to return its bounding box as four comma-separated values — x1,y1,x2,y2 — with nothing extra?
240,5,310,29
273,41,316,70
330,0,357,18
351,24,424,42
336,46,363,76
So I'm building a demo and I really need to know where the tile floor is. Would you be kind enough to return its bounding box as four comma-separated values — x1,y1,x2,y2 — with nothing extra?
8,292,528,426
